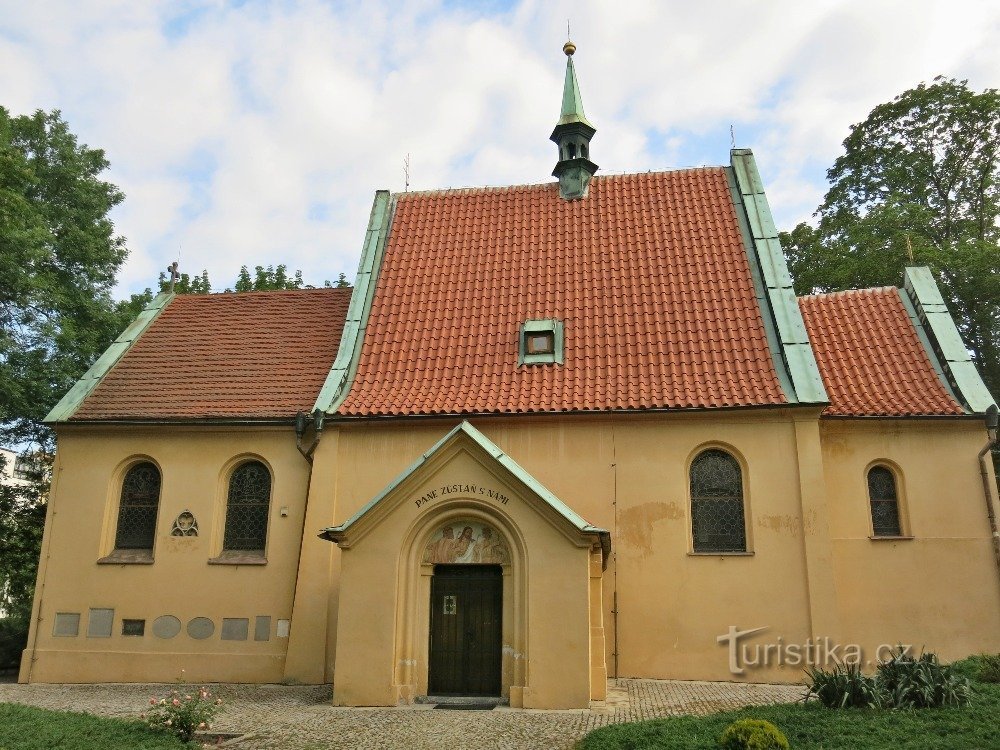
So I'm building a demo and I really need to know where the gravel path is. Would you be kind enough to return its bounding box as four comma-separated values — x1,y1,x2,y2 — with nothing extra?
0,679,806,749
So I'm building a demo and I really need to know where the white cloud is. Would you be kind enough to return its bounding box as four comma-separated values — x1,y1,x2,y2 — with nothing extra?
1,0,997,296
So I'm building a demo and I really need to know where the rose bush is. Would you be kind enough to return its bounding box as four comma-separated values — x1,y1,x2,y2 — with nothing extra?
142,687,224,742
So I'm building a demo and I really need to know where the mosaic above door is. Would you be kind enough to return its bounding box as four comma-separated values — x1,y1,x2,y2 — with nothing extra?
422,519,510,565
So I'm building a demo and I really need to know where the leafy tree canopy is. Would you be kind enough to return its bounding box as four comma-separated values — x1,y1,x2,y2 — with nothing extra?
780,76,1000,397
120,267,352,317
0,108,129,447
228,264,351,292
0,107,132,628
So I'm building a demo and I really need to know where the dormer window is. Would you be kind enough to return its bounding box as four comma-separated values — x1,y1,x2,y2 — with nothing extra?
519,319,564,365
526,332,554,355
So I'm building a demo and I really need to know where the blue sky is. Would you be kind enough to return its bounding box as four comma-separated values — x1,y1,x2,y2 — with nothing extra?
2,0,998,296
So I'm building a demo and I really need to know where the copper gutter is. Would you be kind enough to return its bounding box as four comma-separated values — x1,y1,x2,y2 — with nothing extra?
295,409,326,464
979,405,1000,586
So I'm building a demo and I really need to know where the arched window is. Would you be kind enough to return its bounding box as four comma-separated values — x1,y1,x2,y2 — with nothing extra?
115,462,161,550
690,449,746,552
867,466,901,537
223,461,272,553
581,143,588,158
568,143,577,158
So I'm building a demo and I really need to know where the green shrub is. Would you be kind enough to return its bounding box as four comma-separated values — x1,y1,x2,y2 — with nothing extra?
876,648,972,708
0,616,29,671
806,662,882,708
975,654,1000,683
719,719,789,750
807,649,973,710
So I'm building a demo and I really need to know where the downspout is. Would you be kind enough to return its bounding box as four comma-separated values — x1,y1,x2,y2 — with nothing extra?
610,418,619,682
978,405,1000,586
285,409,326,683
295,409,326,464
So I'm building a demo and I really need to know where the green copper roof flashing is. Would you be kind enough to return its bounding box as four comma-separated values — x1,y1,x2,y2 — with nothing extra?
895,287,963,408
313,190,394,414
728,149,828,406
903,266,996,413
44,291,176,423
319,420,611,566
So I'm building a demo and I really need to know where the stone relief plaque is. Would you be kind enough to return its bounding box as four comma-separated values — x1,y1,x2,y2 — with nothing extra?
170,510,198,537
422,519,509,565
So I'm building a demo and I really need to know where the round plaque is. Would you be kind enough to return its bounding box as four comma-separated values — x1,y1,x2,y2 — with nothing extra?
152,615,181,639
186,617,215,640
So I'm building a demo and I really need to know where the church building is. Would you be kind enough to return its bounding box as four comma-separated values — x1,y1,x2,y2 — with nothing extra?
19,43,1000,709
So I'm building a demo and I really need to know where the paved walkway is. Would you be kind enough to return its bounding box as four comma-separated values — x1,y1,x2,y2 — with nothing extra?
0,679,806,749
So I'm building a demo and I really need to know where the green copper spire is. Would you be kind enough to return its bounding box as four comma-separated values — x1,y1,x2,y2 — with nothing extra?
558,48,595,128
550,40,598,200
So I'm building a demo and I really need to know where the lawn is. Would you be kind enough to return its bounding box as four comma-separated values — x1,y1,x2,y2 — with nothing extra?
0,704,187,750
578,658,1000,750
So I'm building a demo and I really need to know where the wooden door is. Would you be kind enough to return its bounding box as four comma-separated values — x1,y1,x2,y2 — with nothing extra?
428,565,502,696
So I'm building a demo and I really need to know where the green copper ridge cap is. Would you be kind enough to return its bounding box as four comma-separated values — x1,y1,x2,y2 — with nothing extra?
44,291,176,423
319,420,610,563
725,166,797,403
894,286,964,408
902,266,996,413
729,148,828,405
557,55,594,129
313,190,394,414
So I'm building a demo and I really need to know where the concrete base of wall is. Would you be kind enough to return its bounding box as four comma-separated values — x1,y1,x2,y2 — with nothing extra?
19,649,293,685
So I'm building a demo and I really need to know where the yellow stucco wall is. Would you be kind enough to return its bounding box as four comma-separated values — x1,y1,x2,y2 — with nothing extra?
20,425,311,684
822,419,1000,661
317,412,817,686
302,410,1000,688
21,410,1000,705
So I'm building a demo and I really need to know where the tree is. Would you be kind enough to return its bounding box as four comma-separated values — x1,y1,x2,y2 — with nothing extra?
0,454,45,617
122,266,354,319
781,77,1000,397
0,108,130,447
0,108,130,644
228,264,351,292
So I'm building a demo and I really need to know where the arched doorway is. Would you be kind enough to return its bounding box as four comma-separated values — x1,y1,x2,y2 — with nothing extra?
422,517,512,696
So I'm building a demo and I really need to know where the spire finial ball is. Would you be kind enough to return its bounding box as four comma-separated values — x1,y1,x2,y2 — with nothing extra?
563,40,576,56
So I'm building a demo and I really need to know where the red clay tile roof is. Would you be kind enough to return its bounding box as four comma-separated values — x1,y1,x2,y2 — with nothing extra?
798,288,963,417
72,288,352,420
338,169,788,416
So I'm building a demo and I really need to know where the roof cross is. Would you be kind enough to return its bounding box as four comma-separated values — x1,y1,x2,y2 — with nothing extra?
166,261,180,293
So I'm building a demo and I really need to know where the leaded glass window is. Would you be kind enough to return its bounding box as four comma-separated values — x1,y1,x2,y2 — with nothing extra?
223,461,271,553
115,462,161,550
868,466,902,537
691,449,747,553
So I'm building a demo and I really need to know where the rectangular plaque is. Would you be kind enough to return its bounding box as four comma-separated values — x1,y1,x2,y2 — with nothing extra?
221,618,249,641
53,612,80,637
87,608,114,638
443,595,457,615
254,616,271,642
276,619,290,638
